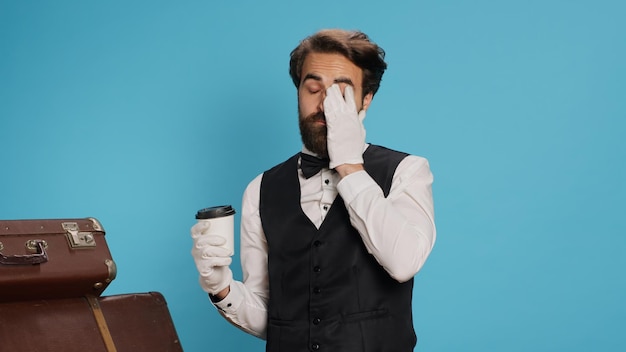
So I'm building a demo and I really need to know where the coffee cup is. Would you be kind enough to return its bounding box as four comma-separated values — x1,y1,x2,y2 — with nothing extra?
195,205,236,256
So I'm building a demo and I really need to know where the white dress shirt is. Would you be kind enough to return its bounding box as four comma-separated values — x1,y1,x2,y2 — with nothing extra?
213,144,436,339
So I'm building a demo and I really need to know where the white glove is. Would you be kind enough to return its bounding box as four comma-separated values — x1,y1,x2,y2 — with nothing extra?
190,222,233,295
323,84,366,169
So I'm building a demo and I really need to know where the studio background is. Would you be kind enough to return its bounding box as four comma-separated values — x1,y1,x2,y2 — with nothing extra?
1,1,624,351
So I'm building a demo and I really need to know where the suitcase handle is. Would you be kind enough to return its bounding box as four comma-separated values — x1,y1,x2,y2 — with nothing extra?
0,240,49,265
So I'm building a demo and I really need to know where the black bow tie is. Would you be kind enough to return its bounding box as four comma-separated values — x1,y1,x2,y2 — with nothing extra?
300,153,330,179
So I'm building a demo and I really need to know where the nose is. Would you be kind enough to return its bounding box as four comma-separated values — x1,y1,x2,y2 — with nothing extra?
318,89,327,112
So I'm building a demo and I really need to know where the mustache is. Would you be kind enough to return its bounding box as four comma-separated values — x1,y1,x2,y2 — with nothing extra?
304,110,326,122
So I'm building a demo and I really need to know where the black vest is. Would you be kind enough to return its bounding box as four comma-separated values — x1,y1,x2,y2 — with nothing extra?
260,145,417,352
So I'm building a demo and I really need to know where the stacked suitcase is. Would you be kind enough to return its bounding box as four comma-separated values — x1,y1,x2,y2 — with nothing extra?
0,218,183,351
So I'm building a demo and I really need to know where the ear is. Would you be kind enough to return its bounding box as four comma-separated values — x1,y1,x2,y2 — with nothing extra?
361,92,374,112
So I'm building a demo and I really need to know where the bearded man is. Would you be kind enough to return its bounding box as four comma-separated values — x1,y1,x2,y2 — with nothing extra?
191,29,436,352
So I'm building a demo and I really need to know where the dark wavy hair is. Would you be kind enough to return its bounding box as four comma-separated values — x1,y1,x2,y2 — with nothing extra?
289,29,387,97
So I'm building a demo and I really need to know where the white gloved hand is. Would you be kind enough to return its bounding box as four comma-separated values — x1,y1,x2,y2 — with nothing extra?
190,222,233,296
324,84,366,169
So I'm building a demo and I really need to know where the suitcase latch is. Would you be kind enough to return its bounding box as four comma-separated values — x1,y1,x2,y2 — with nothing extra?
62,222,97,248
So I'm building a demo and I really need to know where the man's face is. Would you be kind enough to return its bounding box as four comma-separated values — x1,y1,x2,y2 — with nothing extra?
298,52,373,157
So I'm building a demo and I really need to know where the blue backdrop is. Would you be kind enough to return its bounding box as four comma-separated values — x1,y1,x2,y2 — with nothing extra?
1,1,624,351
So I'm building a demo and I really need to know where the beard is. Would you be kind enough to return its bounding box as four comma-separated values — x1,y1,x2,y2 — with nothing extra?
298,108,328,158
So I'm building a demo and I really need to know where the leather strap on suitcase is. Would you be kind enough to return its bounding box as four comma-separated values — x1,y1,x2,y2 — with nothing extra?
87,295,118,352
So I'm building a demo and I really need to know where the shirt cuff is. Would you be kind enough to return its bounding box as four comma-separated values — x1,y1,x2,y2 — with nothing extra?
337,170,378,204
212,281,244,314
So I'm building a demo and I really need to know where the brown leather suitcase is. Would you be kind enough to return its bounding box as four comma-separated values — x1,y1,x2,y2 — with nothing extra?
0,218,116,302
0,292,183,352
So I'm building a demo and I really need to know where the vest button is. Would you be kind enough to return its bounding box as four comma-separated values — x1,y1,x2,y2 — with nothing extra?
313,240,322,247
313,287,321,294
313,317,321,325
313,266,321,273
311,343,320,350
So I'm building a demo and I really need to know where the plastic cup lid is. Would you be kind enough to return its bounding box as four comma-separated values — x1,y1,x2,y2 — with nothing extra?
195,205,236,219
